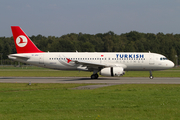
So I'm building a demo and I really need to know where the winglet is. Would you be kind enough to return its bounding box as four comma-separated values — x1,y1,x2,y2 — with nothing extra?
11,26,44,53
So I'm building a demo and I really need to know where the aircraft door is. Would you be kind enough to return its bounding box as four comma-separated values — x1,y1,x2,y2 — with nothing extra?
39,55,44,64
149,54,154,65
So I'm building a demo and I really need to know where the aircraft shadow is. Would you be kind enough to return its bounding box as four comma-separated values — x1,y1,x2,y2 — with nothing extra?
60,77,121,81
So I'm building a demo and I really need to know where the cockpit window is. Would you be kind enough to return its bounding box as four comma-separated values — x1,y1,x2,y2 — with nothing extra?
160,57,168,60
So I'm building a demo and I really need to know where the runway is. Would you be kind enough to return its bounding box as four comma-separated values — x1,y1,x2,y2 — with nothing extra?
0,77,179,84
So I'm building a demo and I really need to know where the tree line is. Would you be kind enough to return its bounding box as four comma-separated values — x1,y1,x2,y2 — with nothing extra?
0,31,179,65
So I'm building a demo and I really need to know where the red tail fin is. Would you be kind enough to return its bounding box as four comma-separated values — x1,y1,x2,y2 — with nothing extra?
11,26,43,53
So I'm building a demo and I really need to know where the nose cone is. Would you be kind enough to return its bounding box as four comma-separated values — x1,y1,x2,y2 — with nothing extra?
168,60,175,68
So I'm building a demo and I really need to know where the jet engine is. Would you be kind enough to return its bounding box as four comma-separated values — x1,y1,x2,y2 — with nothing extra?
100,67,125,77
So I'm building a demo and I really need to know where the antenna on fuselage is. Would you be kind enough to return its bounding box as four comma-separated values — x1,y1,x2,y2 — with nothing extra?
76,50,78,53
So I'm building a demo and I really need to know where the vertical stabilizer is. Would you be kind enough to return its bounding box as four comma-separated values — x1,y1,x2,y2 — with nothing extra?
11,26,43,53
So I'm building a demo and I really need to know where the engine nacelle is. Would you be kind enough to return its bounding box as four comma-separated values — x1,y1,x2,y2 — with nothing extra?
100,67,125,77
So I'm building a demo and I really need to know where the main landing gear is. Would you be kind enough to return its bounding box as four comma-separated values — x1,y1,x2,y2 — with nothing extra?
91,73,99,79
91,70,99,79
149,71,154,79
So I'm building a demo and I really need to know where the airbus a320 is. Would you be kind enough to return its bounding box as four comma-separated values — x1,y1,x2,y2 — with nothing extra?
8,26,174,79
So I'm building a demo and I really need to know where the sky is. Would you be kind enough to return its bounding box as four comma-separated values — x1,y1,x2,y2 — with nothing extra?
1,0,180,37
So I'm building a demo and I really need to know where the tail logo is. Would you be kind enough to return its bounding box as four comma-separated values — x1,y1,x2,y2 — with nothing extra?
16,35,28,47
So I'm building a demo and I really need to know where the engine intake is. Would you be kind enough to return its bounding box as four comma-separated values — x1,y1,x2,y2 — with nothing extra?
100,67,125,77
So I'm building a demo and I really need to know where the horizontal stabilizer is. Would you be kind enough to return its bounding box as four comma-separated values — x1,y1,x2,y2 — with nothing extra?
8,54,30,59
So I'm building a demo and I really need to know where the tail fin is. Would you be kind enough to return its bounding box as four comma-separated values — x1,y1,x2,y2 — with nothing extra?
11,26,43,53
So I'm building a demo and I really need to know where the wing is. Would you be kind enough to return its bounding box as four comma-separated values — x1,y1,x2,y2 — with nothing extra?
75,60,110,69
66,58,126,71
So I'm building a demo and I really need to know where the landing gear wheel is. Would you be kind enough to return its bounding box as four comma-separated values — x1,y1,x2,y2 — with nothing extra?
149,76,154,79
95,74,99,79
91,73,99,79
91,75,95,79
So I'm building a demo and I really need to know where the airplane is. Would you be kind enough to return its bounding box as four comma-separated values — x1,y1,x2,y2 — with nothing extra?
8,26,174,79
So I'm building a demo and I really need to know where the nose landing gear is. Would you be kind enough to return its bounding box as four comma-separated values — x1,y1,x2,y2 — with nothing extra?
149,71,154,79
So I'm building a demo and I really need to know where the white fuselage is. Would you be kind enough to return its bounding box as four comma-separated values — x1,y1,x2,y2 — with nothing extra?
8,52,174,71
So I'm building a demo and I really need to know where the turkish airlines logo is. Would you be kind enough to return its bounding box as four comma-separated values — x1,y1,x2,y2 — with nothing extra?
16,35,28,47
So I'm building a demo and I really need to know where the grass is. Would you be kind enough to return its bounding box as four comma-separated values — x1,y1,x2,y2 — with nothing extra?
0,66,179,77
0,83,180,119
